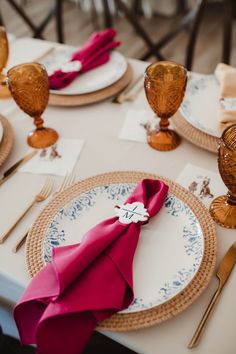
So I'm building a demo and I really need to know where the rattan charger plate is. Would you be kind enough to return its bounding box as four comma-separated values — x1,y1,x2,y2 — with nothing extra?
26,171,217,331
48,64,132,106
0,114,14,166
172,113,219,154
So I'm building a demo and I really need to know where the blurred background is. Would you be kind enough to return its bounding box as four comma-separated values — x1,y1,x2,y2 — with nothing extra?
0,0,236,72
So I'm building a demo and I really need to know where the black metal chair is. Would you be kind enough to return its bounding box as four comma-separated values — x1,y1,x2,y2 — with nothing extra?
0,9,4,26
0,325,3,353
1,0,234,69
101,0,234,70
2,0,64,43
185,0,233,69
114,0,207,69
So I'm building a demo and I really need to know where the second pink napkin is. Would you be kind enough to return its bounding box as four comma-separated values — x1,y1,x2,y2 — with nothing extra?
49,28,120,90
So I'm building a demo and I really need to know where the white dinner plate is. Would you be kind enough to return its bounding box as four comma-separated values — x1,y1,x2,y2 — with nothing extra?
43,182,204,314
180,73,224,138
0,120,3,144
42,48,127,95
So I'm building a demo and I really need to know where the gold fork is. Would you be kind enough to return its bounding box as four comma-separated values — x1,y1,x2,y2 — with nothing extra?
12,173,76,252
0,178,54,244
56,172,76,194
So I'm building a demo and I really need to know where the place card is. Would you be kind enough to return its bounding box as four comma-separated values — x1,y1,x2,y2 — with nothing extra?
19,138,84,176
115,202,149,224
119,109,156,143
176,164,226,208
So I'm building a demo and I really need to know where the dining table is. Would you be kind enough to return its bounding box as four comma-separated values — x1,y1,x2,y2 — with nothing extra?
0,36,236,354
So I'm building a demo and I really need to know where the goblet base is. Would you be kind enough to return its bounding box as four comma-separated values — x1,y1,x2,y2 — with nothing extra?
210,195,236,229
0,83,11,98
27,127,59,149
147,129,181,151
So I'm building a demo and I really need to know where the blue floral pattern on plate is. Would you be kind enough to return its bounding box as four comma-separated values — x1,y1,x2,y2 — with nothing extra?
44,183,204,313
180,74,221,137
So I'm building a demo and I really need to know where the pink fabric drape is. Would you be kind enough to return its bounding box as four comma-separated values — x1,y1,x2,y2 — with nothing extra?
49,28,120,90
14,178,168,354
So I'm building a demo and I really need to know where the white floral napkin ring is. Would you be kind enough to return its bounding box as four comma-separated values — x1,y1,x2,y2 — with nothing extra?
114,202,150,225
60,60,82,73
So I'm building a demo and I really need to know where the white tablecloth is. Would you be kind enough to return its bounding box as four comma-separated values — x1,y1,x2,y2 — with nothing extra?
0,38,235,354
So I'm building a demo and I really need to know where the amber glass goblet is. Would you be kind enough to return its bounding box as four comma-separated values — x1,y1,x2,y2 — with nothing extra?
0,26,11,98
144,61,187,151
210,124,236,228
7,62,59,149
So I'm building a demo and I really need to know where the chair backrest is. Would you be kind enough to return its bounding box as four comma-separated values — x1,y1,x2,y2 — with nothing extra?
0,10,4,26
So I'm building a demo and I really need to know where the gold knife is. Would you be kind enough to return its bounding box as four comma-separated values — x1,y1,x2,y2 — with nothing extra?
0,150,36,186
188,241,236,348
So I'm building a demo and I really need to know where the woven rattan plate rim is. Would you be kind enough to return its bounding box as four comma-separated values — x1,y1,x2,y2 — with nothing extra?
0,114,14,166
26,171,217,331
48,63,132,106
172,113,219,154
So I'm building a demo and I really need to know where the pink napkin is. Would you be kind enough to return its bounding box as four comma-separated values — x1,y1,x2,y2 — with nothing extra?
14,179,168,354
49,28,120,89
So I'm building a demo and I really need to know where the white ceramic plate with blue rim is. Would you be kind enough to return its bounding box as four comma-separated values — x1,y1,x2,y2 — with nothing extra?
41,47,127,96
39,181,205,314
180,73,228,138
27,172,217,328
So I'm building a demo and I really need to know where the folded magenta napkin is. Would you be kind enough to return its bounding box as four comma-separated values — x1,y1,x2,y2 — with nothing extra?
14,178,168,354
49,28,120,90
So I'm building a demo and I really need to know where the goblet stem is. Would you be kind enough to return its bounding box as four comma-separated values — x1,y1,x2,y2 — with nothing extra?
28,115,58,149
34,116,44,129
210,195,236,229
0,73,6,85
0,72,11,98
159,117,169,130
147,115,180,151
227,192,236,206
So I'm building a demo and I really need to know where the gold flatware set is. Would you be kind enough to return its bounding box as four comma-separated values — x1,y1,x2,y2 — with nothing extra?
0,150,36,186
0,172,76,251
12,173,76,253
0,177,55,244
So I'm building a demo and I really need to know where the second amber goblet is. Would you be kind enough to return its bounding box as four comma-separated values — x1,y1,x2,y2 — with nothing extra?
209,124,236,228
0,26,11,98
7,62,59,149
144,61,187,151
